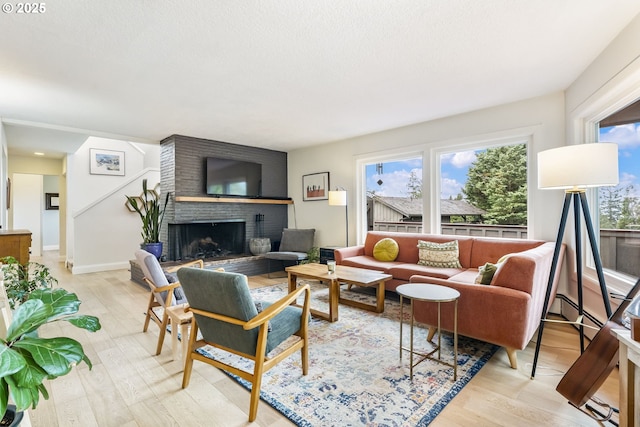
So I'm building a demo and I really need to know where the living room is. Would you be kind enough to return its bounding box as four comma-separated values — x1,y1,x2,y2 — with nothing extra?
2,2,640,426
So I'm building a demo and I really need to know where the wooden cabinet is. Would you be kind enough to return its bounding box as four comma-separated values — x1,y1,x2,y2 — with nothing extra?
0,229,32,265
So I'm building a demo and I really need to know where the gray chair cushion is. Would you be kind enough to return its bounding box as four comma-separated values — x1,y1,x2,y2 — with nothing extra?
264,251,308,261
177,267,303,354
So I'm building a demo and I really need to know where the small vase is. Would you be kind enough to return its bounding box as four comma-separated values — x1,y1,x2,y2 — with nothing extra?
142,242,163,259
249,238,271,255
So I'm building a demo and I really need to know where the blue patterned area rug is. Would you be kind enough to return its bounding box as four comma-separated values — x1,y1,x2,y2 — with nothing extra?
197,282,499,426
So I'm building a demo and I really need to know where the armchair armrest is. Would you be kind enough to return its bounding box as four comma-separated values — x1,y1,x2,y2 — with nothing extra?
244,284,311,330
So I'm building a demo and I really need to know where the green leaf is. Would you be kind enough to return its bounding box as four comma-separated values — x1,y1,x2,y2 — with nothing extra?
6,299,53,342
4,374,35,411
12,337,86,377
0,346,27,378
0,378,8,420
66,315,102,332
10,349,48,388
28,288,81,319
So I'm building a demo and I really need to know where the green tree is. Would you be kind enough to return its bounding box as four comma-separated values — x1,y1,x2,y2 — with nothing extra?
406,170,422,199
599,186,623,229
462,144,527,225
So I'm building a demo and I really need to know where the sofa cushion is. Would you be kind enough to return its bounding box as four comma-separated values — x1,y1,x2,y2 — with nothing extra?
373,238,399,262
391,264,464,281
469,237,543,267
474,262,498,285
340,255,398,274
417,240,462,268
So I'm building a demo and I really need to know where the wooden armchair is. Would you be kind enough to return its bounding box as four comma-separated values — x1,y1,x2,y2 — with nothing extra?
134,250,204,355
176,267,310,422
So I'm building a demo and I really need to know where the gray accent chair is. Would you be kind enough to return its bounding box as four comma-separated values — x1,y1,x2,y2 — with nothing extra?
135,249,203,355
264,228,315,276
177,267,310,422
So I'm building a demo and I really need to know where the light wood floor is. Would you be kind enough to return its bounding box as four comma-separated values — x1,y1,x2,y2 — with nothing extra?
26,251,619,426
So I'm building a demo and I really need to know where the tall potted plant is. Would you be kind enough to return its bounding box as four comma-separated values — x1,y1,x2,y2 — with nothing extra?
0,288,101,425
125,179,170,259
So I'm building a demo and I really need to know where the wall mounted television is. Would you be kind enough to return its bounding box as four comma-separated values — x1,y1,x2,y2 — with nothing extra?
205,157,262,197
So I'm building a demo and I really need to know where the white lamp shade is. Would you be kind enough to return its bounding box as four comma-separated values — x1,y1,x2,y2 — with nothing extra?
538,143,619,190
328,190,347,206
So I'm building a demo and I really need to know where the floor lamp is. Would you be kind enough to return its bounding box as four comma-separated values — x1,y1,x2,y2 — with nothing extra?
531,143,618,379
329,188,348,246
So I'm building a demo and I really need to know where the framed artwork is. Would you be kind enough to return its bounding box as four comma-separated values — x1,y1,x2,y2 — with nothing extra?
90,148,125,176
45,193,59,210
302,172,329,201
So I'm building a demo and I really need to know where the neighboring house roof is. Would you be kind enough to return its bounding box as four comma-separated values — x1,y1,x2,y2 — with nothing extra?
370,196,485,217
440,199,486,216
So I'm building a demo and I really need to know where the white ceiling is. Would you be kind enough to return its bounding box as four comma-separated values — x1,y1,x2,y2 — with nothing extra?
2,1,640,158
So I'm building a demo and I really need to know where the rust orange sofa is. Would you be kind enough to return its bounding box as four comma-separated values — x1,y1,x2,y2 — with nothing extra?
334,231,565,368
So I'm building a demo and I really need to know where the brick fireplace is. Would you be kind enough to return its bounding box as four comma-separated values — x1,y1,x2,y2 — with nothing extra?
159,135,289,267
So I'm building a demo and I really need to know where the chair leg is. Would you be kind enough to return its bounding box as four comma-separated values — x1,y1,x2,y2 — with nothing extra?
143,293,155,332
156,313,170,355
249,362,265,422
182,350,195,388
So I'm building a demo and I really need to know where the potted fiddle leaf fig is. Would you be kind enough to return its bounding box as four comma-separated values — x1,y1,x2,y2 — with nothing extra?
125,178,170,259
0,256,57,310
0,288,101,425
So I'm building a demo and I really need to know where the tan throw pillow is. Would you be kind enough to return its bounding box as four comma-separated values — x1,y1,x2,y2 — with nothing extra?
417,240,462,268
373,238,400,262
474,262,498,285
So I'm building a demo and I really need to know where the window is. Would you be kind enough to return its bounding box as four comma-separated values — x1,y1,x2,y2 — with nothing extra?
439,142,528,238
365,157,424,233
597,100,640,280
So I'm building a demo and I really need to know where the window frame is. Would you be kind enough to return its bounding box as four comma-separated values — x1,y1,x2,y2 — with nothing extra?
569,69,640,295
429,131,534,237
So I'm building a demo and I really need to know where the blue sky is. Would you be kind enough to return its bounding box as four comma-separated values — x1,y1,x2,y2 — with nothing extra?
599,123,640,198
366,123,640,199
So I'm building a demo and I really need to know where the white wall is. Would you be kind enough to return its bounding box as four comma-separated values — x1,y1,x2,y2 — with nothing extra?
288,92,566,249
67,137,160,273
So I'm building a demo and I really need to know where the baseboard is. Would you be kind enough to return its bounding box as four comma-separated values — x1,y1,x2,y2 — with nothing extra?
555,293,604,340
72,261,130,275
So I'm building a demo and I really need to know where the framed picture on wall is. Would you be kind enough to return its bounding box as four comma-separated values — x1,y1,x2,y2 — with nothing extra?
302,172,329,201
45,193,59,210
90,148,125,176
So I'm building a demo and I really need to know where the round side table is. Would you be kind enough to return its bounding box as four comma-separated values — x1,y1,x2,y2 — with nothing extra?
397,283,460,380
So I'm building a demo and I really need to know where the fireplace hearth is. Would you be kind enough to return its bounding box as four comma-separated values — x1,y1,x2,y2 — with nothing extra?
168,220,246,261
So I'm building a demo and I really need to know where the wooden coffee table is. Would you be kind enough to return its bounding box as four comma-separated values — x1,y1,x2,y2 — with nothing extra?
286,263,392,322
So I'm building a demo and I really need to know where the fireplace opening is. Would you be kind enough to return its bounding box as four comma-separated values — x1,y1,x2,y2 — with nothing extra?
168,220,246,261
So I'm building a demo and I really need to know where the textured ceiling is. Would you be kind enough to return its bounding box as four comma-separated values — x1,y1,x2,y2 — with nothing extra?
1,1,640,158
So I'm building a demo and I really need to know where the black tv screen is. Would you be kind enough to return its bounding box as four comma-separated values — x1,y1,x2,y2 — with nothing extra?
205,157,262,197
